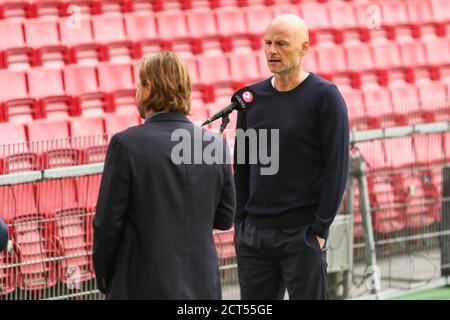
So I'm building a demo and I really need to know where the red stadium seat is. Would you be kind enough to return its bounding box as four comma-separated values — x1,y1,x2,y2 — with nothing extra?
424,38,450,65
315,44,347,74
32,0,64,18
23,19,70,68
0,70,39,123
92,15,136,62
186,8,219,38
69,117,107,164
340,88,367,130
0,20,26,51
63,65,109,116
197,54,230,85
271,4,299,17
398,41,427,68
299,3,330,31
104,112,139,135
384,137,416,168
97,63,135,113
0,20,35,70
371,41,402,69
0,1,32,20
0,122,37,174
124,12,157,42
407,0,434,24
26,119,79,168
417,81,449,120
389,83,432,125
256,51,272,79
430,0,450,23
215,7,248,36
413,133,444,165
302,47,317,73
357,140,387,171
344,43,374,72
27,67,75,119
327,1,359,29
228,52,259,83
155,10,189,40
243,5,273,36
59,17,94,46
77,174,102,212
380,0,409,26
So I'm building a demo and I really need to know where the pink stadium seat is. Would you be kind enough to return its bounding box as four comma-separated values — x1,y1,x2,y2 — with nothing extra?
340,88,366,130
183,56,200,85
299,3,330,30
413,133,444,165
417,81,449,120
197,54,230,85
357,140,387,171
0,122,37,174
384,137,416,168
424,38,450,65
27,67,75,119
97,63,135,112
389,83,432,124
77,174,102,212
228,52,259,83
26,119,79,168
430,0,450,23
104,112,139,135
215,7,248,36
0,70,39,123
32,0,64,18
271,4,299,17
256,51,272,79
244,5,273,36
370,179,405,234
155,10,189,40
186,8,219,38
398,41,427,68
302,47,317,73
92,15,135,62
371,41,402,69
380,0,409,26
0,20,35,70
63,65,109,116
59,17,94,46
0,20,26,51
69,117,107,164
124,12,157,42
316,44,347,74
344,43,374,72
407,0,434,24
0,1,31,20
327,1,358,29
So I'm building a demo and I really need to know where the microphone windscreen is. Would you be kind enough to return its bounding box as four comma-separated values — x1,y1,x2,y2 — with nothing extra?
232,86,256,112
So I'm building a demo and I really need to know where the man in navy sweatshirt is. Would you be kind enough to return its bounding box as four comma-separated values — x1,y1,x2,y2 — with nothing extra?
233,14,349,300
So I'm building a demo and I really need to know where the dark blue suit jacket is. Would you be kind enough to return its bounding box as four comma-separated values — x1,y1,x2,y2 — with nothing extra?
93,112,236,299
0,218,8,252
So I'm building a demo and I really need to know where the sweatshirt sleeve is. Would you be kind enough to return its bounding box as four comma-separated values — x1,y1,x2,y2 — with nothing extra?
310,84,350,239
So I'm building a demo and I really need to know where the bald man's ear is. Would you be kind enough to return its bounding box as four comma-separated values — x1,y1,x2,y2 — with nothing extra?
300,41,310,57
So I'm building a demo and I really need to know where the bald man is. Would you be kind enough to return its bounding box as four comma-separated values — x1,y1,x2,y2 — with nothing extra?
233,14,349,300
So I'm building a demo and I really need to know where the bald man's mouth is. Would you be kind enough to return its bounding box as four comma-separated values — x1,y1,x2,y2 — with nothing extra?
268,59,281,64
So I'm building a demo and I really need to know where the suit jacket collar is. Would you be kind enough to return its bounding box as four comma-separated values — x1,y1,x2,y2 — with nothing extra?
144,112,191,124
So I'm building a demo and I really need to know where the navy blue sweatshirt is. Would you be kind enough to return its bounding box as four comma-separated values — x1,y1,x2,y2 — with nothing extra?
233,73,349,238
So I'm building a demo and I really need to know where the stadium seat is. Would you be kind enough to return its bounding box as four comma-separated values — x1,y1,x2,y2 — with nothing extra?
379,0,409,26
155,10,189,40
424,38,450,65
77,174,101,212
97,63,135,113
243,5,273,36
407,0,434,24
35,177,93,284
398,41,427,68
384,137,416,168
0,70,39,123
69,117,107,164
417,81,449,120
371,41,402,69
389,83,433,125
59,17,94,46
0,122,37,174
23,19,70,68
228,52,260,84
315,44,347,74
363,86,393,128
103,112,139,135
123,12,157,42
299,3,330,31
430,0,450,23
63,65,110,116
92,15,136,63
186,8,219,38
27,67,75,119
344,43,374,72
26,119,79,169
327,1,359,29
340,88,367,130
356,140,387,171
369,178,405,234
215,7,248,36
197,54,231,85
0,20,36,70
0,20,26,51
302,47,317,73
0,1,32,20
271,4,299,17
413,133,444,165
32,0,64,18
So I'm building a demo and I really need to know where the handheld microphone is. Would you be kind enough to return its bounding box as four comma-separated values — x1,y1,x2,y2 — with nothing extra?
201,87,255,126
